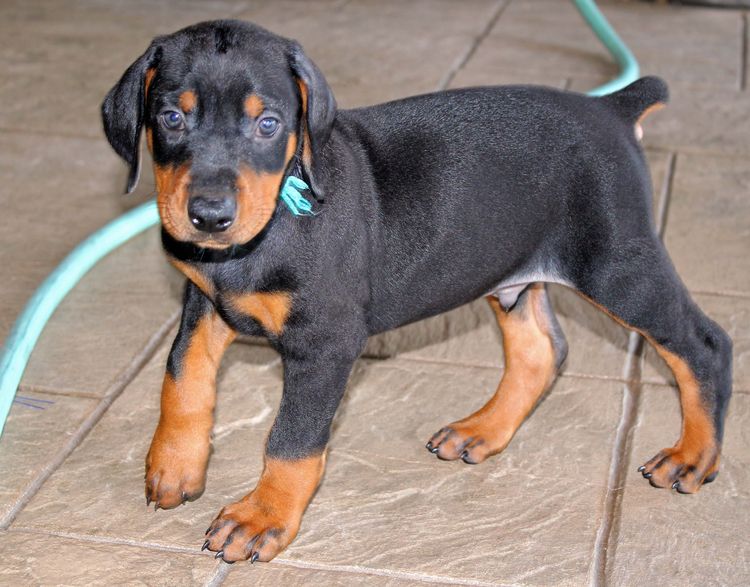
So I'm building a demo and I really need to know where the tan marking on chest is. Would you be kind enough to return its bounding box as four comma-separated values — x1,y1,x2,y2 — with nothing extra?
228,291,291,335
169,258,214,298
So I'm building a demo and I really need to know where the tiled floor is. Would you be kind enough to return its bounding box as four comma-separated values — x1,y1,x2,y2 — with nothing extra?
1,0,748,585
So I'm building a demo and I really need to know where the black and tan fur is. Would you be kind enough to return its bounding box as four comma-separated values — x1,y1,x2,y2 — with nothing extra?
102,20,732,564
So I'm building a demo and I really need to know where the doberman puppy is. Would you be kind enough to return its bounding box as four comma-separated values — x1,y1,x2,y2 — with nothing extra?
102,20,733,564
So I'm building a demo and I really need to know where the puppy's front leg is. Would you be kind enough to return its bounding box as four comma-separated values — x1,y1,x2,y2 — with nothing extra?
146,282,236,509
204,335,363,564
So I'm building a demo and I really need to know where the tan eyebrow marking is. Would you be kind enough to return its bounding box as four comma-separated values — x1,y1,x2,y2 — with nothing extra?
179,90,197,113
244,94,264,118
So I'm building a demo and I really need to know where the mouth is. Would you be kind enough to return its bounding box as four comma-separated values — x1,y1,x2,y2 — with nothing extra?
191,235,235,250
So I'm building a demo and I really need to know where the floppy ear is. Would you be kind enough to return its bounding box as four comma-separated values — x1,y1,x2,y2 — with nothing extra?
101,43,160,194
289,42,336,197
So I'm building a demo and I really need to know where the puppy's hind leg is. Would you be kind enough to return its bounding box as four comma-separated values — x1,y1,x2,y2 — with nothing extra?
426,283,567,464
576,237,732,493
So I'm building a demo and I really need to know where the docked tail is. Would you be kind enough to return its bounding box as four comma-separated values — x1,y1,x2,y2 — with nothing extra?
601,76,669,123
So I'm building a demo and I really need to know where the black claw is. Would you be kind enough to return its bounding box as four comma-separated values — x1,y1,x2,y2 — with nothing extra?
205,526,212,535
672,480,680,490
146,496,151,507
642,472,652,479
215,550,224,560
703,471,719,485
202,540,210,552
154,502,159,511
425,441,433,451
250,552,259,564
637,465,645,472
429,445,439,454
181,491,188,502
461,451,477,465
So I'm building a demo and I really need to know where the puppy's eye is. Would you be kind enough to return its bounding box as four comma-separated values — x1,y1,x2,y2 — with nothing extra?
160,110,185,131
256,117,280,137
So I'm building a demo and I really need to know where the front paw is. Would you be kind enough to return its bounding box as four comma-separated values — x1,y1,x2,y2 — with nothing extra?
426,421,510,464
638,445,720,494
145,424,211,509
203,494,301,563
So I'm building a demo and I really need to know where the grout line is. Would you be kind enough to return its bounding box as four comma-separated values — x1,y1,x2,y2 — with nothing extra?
655,152,678,237
0,310,180,530
9,527,503,586
15,384,100,400
589,334,644,587
688,288,750,301
9,526,206,556
435,0,511,91
255,558,506,587
741,12,748,91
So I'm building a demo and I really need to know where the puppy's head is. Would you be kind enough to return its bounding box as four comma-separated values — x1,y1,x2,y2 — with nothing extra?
102,20,336,249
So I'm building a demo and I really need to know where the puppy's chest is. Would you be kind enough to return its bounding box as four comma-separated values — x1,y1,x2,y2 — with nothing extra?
169,258,292,337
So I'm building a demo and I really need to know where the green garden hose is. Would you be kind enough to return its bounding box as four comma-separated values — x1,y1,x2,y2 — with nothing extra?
0,0,640,437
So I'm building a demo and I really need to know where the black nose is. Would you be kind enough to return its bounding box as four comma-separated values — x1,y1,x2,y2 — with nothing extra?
188,196,236,233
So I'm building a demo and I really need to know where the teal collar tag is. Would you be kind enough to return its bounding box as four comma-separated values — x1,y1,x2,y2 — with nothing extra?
280,175,316,216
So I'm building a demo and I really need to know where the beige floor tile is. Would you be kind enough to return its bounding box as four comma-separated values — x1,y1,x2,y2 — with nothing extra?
449,66,568,90
21,227,183,397
466,1,741,92
0,393,96,524
0,530,218,586
663,153,750,296
0,0,255,137
642,293,750,391
11,340,283,548
567,80,750,157
238,0,499,107
291,369,623,585
639,85,750,156
609,386,750,586
464,0,616,82
599,1,742,91
13,340,621,584
0,133,154,343
224,564,454,586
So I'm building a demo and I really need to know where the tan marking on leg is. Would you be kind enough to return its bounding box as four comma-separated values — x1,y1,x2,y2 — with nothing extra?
179,90,197,113
205,454,325,562
429,284,558,463
146,312,236,509
228,291,292,336
146,128,154,153
642,343,718,491
244,94,264,118
577,292,719,491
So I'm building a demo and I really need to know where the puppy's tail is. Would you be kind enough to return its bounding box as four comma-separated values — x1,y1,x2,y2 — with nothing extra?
601,76,669,123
